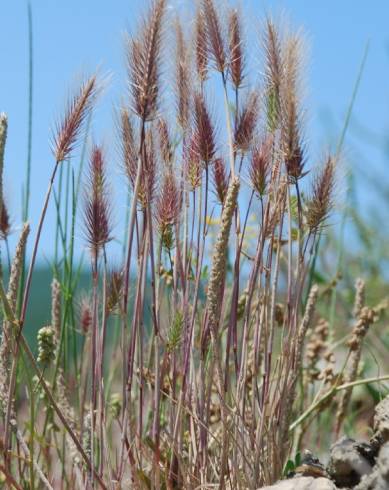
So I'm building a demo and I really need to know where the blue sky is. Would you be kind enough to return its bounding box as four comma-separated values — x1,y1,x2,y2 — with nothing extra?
1,0,389,264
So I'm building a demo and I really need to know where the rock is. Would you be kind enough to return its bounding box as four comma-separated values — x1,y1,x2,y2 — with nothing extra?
260,476,336,490
373,395,389,443
327,436,373,487
355,442,389,490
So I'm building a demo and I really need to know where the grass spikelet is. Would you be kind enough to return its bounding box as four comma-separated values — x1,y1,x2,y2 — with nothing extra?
212,157,228,205
37,326,56,366
264,18,283,131
51,279,61,338
195,7,208,82
249,135,272,197
234,91,260,153
83,145,112,259
128,0,166,121
175,20,191,129
306,155,335,233
193,92,216,165
0,201,11,240
228,8,245,89
167,310,184,353
207,176,240,331
52,75,98,162
120,108,137,189
202,0,227,73
0,113,7,214
156,171,181,250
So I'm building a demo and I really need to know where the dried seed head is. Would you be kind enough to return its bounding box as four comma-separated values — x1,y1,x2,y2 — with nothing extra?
228,9,245,89
195,8,209,82
212,157,228,205
107,269,124,315
139,129,157,208
37,326,56,366
202,0,227,73
306,156,335,233
128,0,166,121
51,279,61,339
185,134,202,191
264,19,282,131
83,145,112,259
0,113,7,211
234,91,260,153
120,108,138,189
175,20,191,129
0,201,11,240
80,296,92,334
53,76,98,162
249,135,273,197
193,92,216,165
157,118,173,166
282,33,306,182
207,176,240,332
156,171,181,249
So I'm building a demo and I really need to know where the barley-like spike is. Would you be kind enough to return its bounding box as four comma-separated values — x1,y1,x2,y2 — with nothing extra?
306,155,335,232
207,176,240,331
175,20,191,129
234,91,260,153
128,0,166,121
83,145,112,259
202,0,227,73
195,7,209,82
228,9,245,88
53,76,98,163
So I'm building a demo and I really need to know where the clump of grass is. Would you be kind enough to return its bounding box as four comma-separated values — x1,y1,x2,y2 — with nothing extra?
0,1,386,489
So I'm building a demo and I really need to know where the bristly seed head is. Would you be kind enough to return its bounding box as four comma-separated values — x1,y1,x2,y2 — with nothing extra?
53,75,98,163
156,171,181,250
306,155,335,233
0,201,11,240
175,20,191,129
83,145,112,260
193,92,216,165
157,118,173,166
128,0,166,122
195,8,209,82
249,135,273,197
228,9,245,89
202,0,227,74
120,108,138,190
185,134,202,191
234,91,260,153
212,157,228,205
